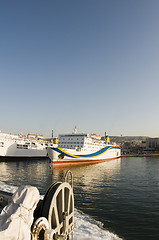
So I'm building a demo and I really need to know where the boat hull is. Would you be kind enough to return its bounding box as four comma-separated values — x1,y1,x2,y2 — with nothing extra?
0,142,48,160
47,146,121,166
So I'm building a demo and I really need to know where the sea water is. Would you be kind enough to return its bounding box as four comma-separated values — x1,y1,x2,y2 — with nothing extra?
0,157,159,240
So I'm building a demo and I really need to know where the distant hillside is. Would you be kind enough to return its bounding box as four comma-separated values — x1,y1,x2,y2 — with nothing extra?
102,136,148,143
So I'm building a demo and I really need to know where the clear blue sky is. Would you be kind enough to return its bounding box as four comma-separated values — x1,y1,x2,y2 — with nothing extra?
1,0,159,137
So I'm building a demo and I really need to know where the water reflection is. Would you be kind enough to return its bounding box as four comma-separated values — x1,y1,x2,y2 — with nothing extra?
51,159,122,219
52,158,121,188
0,160,52,194
0,158,121,195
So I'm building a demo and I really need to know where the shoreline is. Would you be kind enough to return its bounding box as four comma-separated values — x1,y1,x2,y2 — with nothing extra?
121,153,159,157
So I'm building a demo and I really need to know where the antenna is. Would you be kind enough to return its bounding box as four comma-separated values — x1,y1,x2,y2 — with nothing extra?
74,126,78,134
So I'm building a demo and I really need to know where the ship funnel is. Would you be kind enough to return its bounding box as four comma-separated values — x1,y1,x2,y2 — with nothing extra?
53,138,58,144
105,134,110,143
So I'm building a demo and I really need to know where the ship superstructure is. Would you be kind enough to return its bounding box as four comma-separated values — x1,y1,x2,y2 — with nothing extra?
58,133,110,151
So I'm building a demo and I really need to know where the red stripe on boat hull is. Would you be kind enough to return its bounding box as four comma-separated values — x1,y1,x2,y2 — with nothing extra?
52,156,120,167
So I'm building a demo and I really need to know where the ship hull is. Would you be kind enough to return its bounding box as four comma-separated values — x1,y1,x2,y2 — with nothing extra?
47,146,121,166
0,141,48,160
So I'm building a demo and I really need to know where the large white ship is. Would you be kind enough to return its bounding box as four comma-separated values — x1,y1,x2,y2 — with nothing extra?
0,131,51,161
47,129,121,166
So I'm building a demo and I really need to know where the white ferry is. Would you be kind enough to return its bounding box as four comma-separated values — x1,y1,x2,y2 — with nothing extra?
47,130,121,166
0,131,50,161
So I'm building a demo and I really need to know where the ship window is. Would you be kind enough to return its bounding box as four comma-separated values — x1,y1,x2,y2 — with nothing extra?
17,144,28,149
